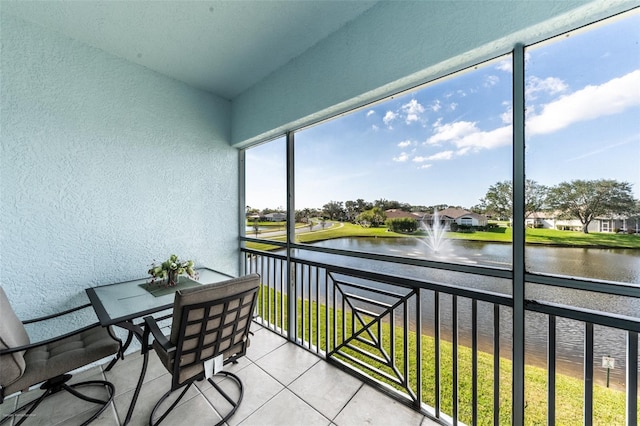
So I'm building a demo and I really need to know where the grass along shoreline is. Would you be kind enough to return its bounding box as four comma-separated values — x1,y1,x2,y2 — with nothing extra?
245,221,640,251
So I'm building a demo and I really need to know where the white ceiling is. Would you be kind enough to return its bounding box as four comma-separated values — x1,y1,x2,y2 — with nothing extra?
2,0,379,100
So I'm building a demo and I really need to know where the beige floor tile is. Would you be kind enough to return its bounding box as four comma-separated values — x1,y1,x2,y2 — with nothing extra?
333,384,426,426
289,360,363,420
238,389,329,426
254,343,320,385
244,328,287,361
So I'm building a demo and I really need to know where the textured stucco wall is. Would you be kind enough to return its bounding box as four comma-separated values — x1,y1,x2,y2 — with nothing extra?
231,0,637,147
0,14,236,338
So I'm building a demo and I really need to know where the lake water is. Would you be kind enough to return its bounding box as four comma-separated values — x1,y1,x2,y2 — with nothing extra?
285,237,640,389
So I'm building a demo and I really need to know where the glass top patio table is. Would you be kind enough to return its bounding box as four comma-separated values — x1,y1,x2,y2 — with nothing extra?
86,267,233,326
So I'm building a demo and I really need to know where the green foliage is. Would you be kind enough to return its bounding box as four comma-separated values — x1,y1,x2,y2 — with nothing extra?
385,217,418,233
480,180,549,219
547,179,636,233
356,207,387,227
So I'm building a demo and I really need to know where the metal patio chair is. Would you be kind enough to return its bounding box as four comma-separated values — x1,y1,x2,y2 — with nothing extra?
142,273,259,426
0,286,120,426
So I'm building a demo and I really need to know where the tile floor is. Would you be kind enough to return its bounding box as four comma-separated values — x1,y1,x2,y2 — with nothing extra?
1,324,439,426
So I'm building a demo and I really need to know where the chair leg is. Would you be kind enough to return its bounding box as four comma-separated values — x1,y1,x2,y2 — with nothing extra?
0,377,115,426
149,383,193,426
207,371,244,426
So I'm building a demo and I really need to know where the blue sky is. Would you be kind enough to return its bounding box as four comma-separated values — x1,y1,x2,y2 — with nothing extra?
247,12,639,211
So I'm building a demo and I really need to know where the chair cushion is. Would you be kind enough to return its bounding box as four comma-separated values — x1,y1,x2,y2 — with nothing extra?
2,325,119,396
0,287,30,389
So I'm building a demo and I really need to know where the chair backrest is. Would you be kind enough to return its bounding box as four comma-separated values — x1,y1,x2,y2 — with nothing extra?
0,287,30,388
169,274,259,386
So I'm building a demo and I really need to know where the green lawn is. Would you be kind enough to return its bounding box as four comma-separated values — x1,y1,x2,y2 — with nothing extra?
256,288,633,425
245,221,640,251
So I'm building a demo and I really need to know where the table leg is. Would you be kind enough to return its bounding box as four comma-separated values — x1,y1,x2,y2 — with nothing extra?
123,348,149,425
110,321,149,426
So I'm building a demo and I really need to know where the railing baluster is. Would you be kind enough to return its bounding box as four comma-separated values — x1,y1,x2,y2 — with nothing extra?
494,304,500,425
333,273,337,352
390,307,395,371
301,264,306,345
584,322,594,426
416,289,422,409
315,267,320,354
472,299,478,426
627,331,638,426
280,256,284,332
404,298,409,391
342,287,346,345
325,269,329,353
435,291,441,418
261,254,266,326
267,255,271,326
548,315,556,426
452,294,458,425
307,264,312,348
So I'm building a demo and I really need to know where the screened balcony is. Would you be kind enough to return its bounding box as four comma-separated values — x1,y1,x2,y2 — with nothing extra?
1,2,638,426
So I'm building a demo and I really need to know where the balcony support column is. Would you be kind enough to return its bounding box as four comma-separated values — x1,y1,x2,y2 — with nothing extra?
512,42,526,426
286,131,297,341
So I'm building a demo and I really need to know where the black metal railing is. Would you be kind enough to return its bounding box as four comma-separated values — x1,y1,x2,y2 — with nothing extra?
241,246,639,426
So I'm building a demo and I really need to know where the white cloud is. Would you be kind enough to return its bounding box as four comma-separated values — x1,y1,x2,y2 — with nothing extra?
397,140,414,148
525,76,568,99
426,119,512,151
366,110,376,117
393,152,409,162
383,111,398,127
449,102,458,111
484,75,500,87
427,150,455,161
430,100,442,112
454,125,512,150
527,70,640,136
418,70,639,154
402,99,425,124
419,164,433,170
371,124,379,131
412,156,428,163
427,120,480,145
496,60,511,73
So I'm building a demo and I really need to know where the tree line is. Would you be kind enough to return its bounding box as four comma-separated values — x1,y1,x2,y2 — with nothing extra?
247,179,638,234
478,179,638,233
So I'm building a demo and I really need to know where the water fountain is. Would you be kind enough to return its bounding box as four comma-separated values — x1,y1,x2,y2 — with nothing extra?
422,209,449,253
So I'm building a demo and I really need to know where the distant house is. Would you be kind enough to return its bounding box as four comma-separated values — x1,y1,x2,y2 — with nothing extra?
388,207,488,229
246,213,260,222
262,212,286,222
526,211,632,232
385,209,424,220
